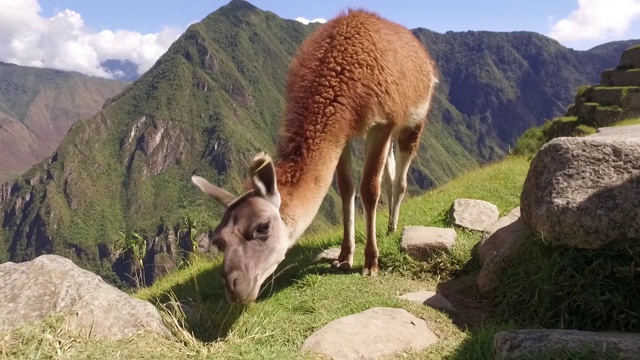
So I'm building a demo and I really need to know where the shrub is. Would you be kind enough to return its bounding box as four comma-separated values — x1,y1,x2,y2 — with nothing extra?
512,122,549,157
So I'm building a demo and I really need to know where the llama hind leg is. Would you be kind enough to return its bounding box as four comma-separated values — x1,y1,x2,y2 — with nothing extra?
388,124,424,233
382,144,396,221
333,141,355,270
361,126,393,276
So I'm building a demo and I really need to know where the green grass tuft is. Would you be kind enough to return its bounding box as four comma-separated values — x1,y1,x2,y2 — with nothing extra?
495,235,640,331
613,117,640,126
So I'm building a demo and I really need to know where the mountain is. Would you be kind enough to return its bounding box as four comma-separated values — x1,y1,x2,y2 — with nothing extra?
413,30,639,159
0,62,128,183
0,0,637,283
100,59,140,81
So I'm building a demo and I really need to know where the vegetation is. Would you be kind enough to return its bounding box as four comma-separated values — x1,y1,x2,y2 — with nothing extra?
496,235,640,332
113,231,147,287
614,117,640,126
1,155,627,359
1,156,529,359
1,0,635,286
512,117,596,157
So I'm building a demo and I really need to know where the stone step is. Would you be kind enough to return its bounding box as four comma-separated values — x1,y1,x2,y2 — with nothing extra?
577,103,598,123
494,329,640,359
593,106,623,127
623,92,640,110
578,102,622,127
588,86,640,107
601,69,640,87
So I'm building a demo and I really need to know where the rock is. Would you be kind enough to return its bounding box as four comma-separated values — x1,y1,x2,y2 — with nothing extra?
449,199,500,231
300,307,437,359
494,329,640,359
619,46,640,69
398,291,455,312
477,207,530,293
520,131,640,249
313,247,341,263
0,255,168,339
400,226,456,260
622,93,640,119
594,123,640,139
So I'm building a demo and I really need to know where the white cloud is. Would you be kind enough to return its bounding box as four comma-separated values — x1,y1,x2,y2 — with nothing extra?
0,0,182,78
295,17,327,25
548,0,640,42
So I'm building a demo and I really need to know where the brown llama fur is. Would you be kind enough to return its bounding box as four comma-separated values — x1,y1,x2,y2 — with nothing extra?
192,9,438,303
274,9,437,233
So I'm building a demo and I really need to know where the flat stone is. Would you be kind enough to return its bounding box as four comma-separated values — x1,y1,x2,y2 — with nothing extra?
494,329,640,359
300,307,437,359
477,207,530,293
400,226,456,260
0,255,168,339
449,199,500,231
313,247,341,263
398,291,455,312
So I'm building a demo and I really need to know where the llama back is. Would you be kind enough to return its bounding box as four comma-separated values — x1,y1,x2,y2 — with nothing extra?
281,9,437,140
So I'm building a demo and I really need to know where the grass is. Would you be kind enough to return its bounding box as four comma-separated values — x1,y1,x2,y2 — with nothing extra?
613,117,640,126
0,156,532,360
1,155,621,360
495,234,640,332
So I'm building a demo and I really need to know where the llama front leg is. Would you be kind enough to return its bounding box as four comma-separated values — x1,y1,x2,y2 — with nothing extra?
333,141,355,270
360,126,393,276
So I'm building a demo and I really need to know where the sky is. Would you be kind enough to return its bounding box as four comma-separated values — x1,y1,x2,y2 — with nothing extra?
2,0,640,79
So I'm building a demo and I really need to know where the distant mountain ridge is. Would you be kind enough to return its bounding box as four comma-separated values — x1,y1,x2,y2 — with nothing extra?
0,0,637,284
0,62,128,183
100,59,140,81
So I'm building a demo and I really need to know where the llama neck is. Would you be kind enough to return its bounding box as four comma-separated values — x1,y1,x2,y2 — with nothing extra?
275,143,344,247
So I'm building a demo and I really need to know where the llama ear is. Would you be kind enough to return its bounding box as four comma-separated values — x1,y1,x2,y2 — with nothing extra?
249,152,281,208
191,175,236,207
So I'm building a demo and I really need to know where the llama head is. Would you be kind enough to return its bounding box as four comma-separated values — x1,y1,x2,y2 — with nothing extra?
191,153,289,304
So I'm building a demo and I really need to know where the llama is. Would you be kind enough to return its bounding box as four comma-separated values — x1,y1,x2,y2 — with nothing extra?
192,9,438,303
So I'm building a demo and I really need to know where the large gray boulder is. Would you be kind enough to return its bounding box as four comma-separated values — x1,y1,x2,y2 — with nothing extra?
494,329,640,359
300,307,437,359
477,207,530,293
0,255,167,339
449,199,500,231
521,126,640,248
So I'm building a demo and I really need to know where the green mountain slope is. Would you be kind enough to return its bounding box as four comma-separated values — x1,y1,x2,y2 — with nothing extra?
414,30,638,158
0,0,636,283
0,62,128,183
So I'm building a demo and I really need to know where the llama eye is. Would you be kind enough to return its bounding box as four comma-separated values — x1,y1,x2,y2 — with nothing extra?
254,222,270,240
256,222,270,234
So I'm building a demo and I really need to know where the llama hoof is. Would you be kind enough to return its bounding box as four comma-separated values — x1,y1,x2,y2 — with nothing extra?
331,260,352,271
386,225,397,235
362,267,379,277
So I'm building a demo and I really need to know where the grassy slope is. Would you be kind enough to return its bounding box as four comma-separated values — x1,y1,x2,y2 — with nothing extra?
1,156,531,359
